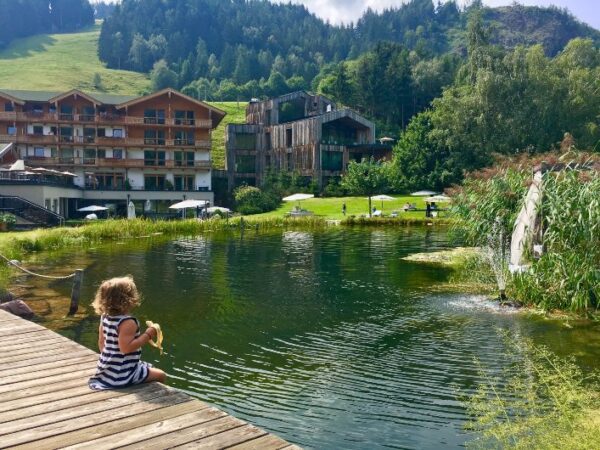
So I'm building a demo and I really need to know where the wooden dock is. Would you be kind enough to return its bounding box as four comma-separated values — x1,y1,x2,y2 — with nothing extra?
0,310,299,449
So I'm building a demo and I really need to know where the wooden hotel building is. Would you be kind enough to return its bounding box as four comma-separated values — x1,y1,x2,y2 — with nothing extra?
0,88,225,222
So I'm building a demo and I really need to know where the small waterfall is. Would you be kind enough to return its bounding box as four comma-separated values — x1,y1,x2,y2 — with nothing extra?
484,217,509,301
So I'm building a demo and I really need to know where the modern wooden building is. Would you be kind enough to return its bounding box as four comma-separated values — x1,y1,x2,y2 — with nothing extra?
0,88,225,220
224,91,392,191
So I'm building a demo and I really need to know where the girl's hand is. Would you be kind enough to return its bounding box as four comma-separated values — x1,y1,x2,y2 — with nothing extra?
145,326,157,339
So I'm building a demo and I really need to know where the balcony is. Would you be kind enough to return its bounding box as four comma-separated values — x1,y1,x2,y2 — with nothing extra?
0,111,17,120
22,156,212,170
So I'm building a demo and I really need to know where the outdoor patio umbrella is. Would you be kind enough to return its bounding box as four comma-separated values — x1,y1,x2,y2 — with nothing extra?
283,193,314,209
168,200,209,210
77,205,108,212
424,195,452,203
411,190,438,196
207,206,231,214
370,194,394,211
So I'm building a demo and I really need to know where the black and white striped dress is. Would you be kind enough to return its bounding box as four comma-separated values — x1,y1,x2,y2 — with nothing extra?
88,315,151,390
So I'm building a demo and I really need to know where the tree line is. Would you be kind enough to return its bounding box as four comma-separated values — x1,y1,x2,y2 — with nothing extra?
0,0,94,49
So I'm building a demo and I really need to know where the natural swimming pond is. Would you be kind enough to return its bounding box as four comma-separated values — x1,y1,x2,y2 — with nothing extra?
34,227,600,449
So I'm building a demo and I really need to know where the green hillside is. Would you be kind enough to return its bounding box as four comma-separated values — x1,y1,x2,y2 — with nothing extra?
0,24,246,167
0,23,149,94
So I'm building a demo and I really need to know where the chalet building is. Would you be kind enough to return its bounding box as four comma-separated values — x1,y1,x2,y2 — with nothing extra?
0,88,225,221
224,91,392,191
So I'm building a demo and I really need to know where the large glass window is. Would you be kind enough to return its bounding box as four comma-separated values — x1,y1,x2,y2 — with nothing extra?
81,106,95,121
144,109,165,125
174,151,195,167
83,128,95,143
59,127,73,143
34,147,45,157
144,175,166,190
175,110,195,126
59,105,73,120
4,102,14,112
235,155,256,173
144,150,166,166
7,126,16,135
321,150,343,171
83,148,96,164
32,125,43,135
174,175,195,191
235,133,256,150
174,131,194,146
144,130,165,145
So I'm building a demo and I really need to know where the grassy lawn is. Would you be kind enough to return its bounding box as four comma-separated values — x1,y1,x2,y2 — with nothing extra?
0,23,150,94
252,195,448,220
209,102,247,169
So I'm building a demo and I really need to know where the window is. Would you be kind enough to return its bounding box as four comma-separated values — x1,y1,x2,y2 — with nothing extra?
174,131,194,146
59,127,73,143
287,154,293,171
60,148,74,163
113,149,123,159
265,109,271,126
144,109,165,125
83,128,95,143
33,126,43,135
60,105,73,120
144,150,166,166
32,104,43,113
265,132,271,150
97,128,106,137
34,147,45,157
321,150,343,171
144,175,166,190
84,148,96,164
88,173,125,190
45,199,50,210
97,149,106,159
113,129,123,138
7,126,16,136
174,175,194,191
286,128,292,147
175,110,195,126
235,133,256,150
144,130,165,145
81,106,95,121
50,147,57,158
52,199,58,213
174,151,195,167
4,102,14,112
235,155,256,173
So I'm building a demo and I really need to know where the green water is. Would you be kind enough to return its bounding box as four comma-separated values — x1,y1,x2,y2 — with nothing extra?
42,228,599,449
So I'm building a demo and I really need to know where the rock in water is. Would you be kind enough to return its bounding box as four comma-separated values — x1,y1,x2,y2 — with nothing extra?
0,299,34,319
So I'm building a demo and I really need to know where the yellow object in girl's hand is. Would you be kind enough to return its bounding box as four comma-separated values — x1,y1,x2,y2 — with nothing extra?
145,320,164,355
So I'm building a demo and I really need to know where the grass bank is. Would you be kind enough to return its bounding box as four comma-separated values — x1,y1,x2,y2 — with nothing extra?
252,194,452,222
210,102,247,169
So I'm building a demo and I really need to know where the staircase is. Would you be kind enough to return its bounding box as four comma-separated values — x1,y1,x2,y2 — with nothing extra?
0,195,64,228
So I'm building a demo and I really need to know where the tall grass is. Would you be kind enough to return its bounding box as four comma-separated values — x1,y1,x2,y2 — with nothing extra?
452,152,600,312
466,336,600,449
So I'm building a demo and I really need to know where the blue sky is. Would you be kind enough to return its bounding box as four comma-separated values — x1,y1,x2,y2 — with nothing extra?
284,1,600,29
97,1,599,30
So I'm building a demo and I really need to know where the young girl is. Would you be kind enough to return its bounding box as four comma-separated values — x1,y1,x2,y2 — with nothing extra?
88,276,166,390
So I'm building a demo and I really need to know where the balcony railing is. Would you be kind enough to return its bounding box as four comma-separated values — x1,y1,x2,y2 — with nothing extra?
0,112,213,128
22,156,212,169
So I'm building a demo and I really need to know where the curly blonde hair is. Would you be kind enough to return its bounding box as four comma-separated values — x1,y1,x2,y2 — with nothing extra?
92,276,141,316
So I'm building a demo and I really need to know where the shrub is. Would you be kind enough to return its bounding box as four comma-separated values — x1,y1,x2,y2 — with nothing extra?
234,185,279,215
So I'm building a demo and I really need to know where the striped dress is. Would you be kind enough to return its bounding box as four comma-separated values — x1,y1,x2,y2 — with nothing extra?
88,315,151,390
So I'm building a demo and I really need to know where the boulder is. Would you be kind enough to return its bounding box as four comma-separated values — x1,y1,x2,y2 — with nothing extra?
0,299,34,319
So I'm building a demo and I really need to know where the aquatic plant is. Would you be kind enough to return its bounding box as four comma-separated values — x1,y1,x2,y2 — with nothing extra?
452,152,600,312
466,337,600,449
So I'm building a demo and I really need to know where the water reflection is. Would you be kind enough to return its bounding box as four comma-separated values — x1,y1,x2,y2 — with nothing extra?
48,227,600,450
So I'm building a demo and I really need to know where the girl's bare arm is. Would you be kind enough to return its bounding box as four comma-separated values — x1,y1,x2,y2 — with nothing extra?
118,320,156,354
98,322,104,353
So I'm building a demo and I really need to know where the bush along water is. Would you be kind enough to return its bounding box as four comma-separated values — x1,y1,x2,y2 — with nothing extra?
451,152,600,313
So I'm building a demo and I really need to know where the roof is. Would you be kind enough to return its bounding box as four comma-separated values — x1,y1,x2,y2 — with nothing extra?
0,89,137,105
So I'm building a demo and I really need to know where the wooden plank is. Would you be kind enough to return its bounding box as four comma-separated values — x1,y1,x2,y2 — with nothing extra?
0,330,71,346
118,415,246,450
0,368,94,395
0,340,86,359
0,383,126,423
6,395,195,449
0,348,95,368
174,424,268,449
62,405,225,449
0,376,88,404
0,383,177,439
0,354,97,378
0,384,99,414
228,434,292,450
0,328,48,339
0,360,96,386
0,335,69,351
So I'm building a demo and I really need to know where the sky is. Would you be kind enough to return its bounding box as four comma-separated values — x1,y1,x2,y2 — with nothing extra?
97,1,600,30
284,0,600,29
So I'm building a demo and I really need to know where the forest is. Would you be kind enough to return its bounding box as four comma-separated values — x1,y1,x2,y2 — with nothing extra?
0,0,94,49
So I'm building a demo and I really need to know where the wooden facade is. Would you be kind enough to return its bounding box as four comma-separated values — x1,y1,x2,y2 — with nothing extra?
225,91,388,191
0,88,225,217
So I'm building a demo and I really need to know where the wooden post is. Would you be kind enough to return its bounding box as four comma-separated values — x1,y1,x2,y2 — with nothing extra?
68,269,84,316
